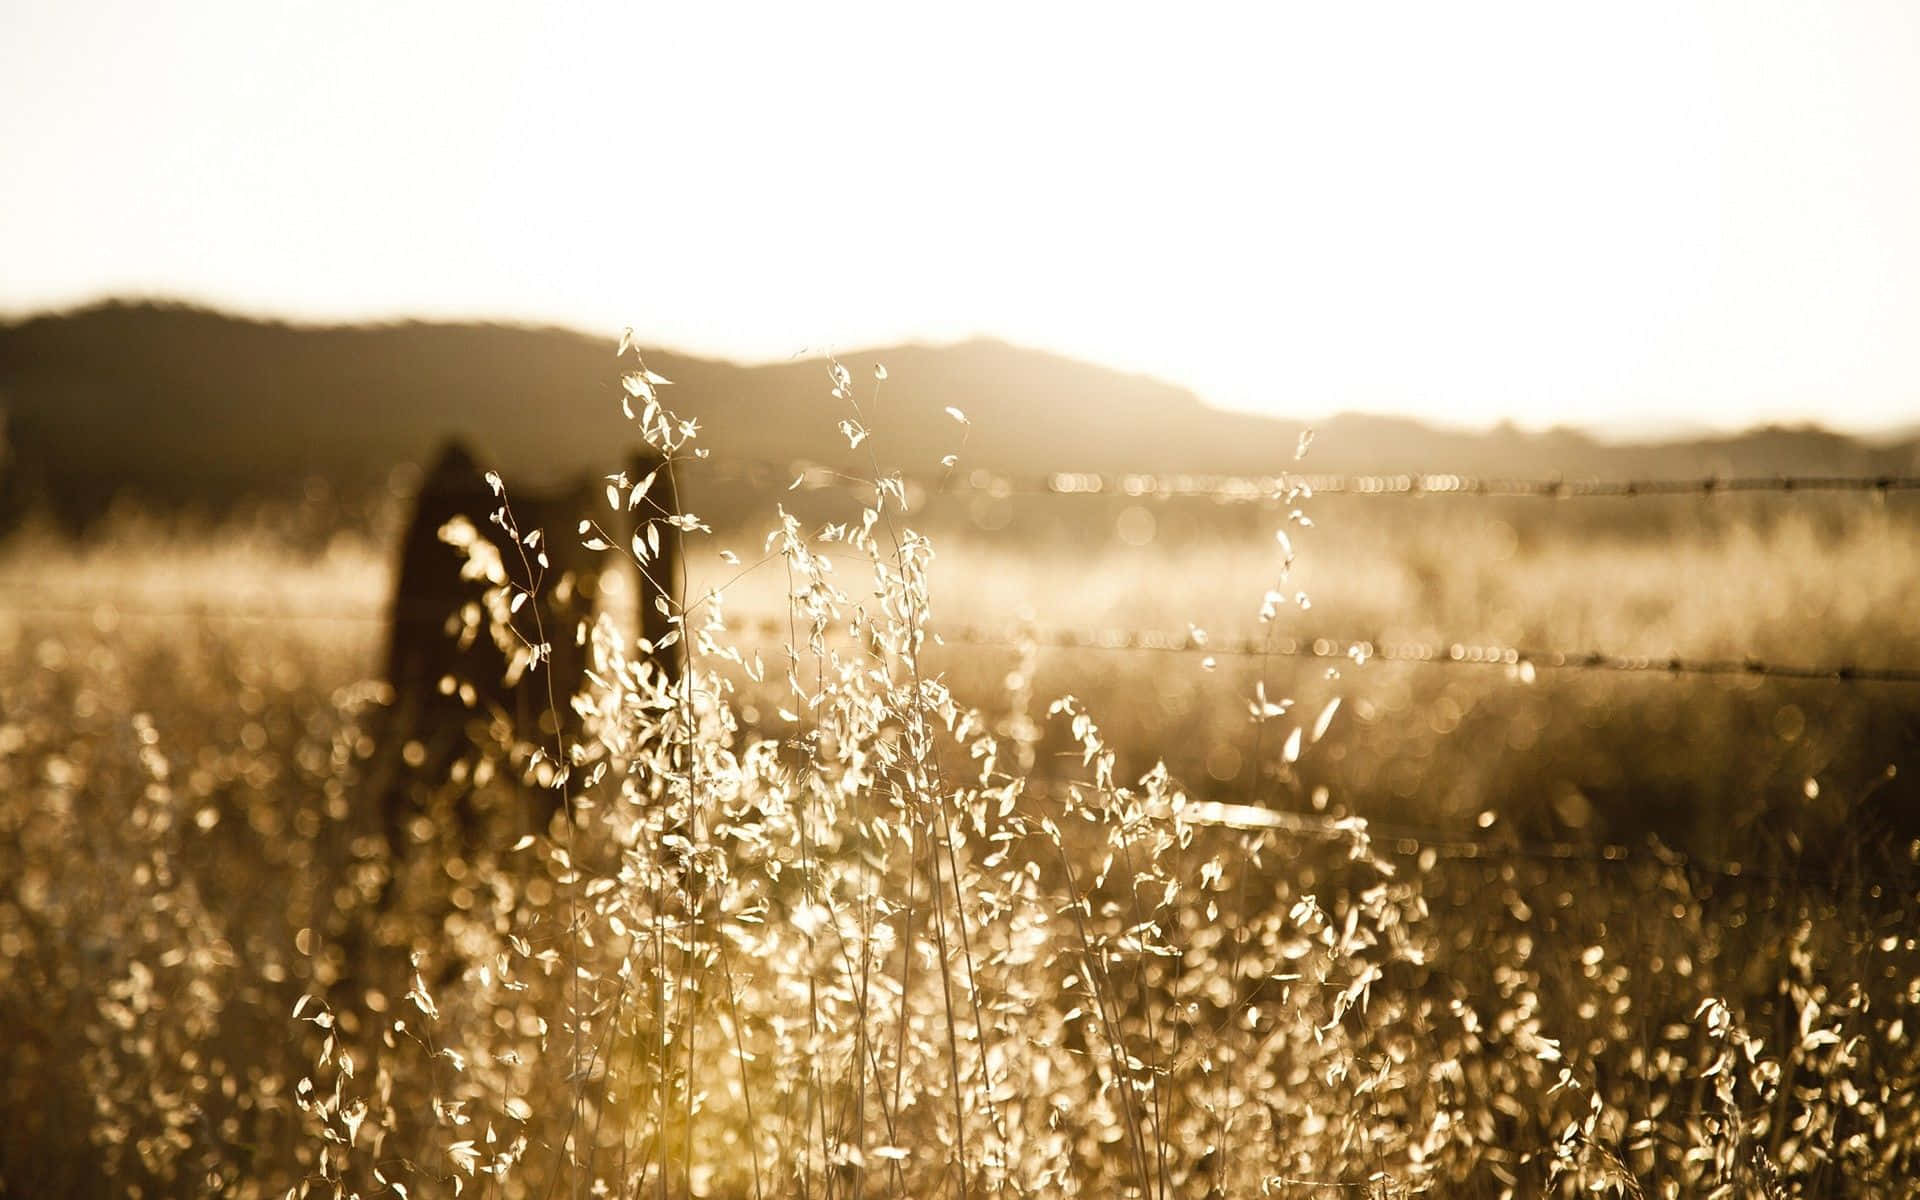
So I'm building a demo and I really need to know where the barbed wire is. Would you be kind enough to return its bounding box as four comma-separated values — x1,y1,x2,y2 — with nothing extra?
8,585,1914,884
925,622,1920,684
33,455,1920,501
6,587,1918,685
772,465,1920,502
1137,795,1914,891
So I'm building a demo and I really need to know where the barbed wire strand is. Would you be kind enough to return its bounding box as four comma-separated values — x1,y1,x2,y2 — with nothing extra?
772,466,1920,501
5,589,1918,685
928,622,1920,685
8,588,1913,885
25,441,1920,500
1030,786,1916,891
35,456,1920,501
1207,810,1913,893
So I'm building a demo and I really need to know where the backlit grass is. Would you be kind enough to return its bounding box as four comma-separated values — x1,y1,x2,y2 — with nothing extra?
3,364,1918,1197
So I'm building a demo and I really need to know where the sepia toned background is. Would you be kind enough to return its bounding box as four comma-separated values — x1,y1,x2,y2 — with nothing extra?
3,4,1918,1197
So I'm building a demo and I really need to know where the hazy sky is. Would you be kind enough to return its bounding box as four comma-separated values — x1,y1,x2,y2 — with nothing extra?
5,2,1918,434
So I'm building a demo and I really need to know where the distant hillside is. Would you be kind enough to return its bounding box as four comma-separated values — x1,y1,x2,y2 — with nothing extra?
3,301,1915,528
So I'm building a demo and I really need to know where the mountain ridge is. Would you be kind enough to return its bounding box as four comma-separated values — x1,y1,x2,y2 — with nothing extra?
4,301,1915,528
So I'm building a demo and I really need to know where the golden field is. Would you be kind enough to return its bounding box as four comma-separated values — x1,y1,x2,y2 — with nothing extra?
3,429,1918,1198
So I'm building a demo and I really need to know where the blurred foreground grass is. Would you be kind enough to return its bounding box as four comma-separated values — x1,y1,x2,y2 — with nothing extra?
2,479,1918,1197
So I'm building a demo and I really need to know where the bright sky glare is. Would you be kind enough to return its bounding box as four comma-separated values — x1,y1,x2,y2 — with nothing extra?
4,2,1918,434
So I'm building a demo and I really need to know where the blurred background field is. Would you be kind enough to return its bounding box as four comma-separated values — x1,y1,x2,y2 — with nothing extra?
9,473,1914,857
5,435,1920,1195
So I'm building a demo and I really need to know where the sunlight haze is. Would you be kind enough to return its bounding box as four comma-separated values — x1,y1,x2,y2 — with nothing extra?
4,1,1918,434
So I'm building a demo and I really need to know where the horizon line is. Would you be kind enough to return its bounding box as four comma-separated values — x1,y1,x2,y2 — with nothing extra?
5,290,1915,447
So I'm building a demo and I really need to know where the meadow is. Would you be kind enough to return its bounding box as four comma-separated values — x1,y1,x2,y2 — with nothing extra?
2,387,1918,1198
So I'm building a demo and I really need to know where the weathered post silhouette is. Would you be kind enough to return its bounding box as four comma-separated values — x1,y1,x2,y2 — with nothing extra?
370,439,681,891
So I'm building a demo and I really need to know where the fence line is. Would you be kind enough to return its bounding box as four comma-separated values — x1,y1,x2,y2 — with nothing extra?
926,622,1920,685
6,588,1919,685
774,465,1920,501
36,456,1920,501
9,587,1915,884
1159,797,1911,891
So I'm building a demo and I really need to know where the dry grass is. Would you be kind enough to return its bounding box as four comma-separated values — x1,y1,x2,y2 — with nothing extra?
3,366,1919,1198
